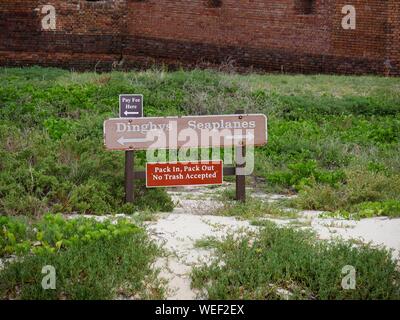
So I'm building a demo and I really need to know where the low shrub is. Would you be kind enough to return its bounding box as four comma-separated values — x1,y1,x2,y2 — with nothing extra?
267,160,346,191
191,222,400,299
291,169,400,213
0,230,163,299
214,197,297,219
322,200,400,220
0,213,141,257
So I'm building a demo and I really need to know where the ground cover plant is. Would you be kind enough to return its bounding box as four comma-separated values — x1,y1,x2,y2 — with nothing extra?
0,67,400,301
0,214,164,299
0,213,140,257
1,67,399,218
191,222,400,300
214,194,298,219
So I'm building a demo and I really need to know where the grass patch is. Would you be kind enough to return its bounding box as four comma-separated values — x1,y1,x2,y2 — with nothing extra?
216,187,237,201
0,214,163,299
320,200,400,220
250,218,311,228
214,197,298,220
1,67,400,217
191,221,400,300
0,234,163,300
290,169,400,215
194,237,222,249
1,213,141,257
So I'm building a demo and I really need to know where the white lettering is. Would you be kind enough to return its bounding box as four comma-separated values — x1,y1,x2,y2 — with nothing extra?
41,5,56,31
342,5,356,30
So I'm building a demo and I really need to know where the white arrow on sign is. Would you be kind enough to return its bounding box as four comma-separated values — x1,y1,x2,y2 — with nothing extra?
225,132,255,141
117,136,153,146
124,110,139,116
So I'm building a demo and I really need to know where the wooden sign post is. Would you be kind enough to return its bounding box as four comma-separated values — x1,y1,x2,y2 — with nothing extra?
235,110,246,202
119,95,144,204
104,103,268,203
125,149,134,203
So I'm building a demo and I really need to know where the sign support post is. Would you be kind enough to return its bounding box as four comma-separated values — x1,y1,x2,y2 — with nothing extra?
125,150,134,203
118,94,143,204
235,110,246,202
104,109,268,204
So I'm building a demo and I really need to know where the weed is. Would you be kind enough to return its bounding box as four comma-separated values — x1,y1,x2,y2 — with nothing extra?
0,214,164,299
191,222,400,300
214,197,298,219
321,200,400,220
291,169,400,213
0,232,163,299
1,67,399,218
194,237,221,249
0,214,140,257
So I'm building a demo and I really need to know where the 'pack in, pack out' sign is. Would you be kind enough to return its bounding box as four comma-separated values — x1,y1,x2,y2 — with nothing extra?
146,160,223,187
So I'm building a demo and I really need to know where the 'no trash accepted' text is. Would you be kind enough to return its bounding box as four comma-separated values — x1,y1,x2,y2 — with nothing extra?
146,161,223,187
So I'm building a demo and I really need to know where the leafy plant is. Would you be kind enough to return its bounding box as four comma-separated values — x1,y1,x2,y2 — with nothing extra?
0,214,141,257
291,168,400,213
1,67,400,217
267,160,346,191
191,223,400,299
0,228,164,299
0,216,31,256
43,117,75,140
322,200,400,220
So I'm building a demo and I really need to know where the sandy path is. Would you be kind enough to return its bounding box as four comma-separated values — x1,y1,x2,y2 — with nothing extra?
146,184,400,299
2,184,398,299
146,186,257,299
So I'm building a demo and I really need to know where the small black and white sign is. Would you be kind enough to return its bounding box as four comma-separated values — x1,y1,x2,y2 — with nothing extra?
119,94,143,118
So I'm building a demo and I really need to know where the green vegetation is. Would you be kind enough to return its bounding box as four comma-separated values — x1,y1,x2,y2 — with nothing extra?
1,66,400,300
194,236,222,249
0,69,176,216
214,196,298,219
191,222,400,300
2,67,399,217
321,200,400,220
291,170,400,216
0,214,163,299
0,214,141,257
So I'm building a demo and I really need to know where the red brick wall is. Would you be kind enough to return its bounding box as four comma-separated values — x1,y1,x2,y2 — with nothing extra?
0,0,398,75
387,0,400,75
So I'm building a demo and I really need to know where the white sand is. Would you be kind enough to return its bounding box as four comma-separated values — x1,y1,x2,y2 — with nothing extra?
147,185,400,299
147,212,256,299
2,184,399,299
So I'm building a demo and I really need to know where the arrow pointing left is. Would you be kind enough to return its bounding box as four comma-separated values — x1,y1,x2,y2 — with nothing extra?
117,136,153,146
124,110,139,116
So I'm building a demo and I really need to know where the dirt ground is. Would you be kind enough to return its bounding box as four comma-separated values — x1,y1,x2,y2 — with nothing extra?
146,184,400,300
2,183,398,299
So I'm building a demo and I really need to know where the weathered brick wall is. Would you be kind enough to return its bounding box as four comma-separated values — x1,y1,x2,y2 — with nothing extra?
0,0,125,70
387,0,400,76
0,0,398,75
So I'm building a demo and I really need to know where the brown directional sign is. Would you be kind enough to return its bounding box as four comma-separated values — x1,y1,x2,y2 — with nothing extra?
103,114,267,151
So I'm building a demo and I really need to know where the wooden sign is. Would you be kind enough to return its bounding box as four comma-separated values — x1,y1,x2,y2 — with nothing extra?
119,94,143,118
146,161,223,188
103,114,267,150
